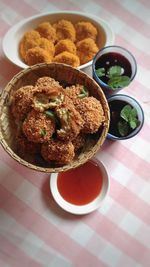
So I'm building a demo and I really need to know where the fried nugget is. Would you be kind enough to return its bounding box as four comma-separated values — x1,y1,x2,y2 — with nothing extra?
19,30,41,60
53,51,80,67
75,96,105,133
25,47,52,65
22,109,55,143
53,19,76,42
41,139,75,165
55,39,76,55
11,85,34,121
76,38,98,65
75,21,97,41
38,38,55,57
32,86,64,112
56,95,84,141
36,22,57,43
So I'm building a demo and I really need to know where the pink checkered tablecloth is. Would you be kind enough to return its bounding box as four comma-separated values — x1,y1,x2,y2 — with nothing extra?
0,0,150,266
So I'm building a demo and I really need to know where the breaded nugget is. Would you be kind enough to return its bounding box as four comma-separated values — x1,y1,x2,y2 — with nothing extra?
32,86,64,112
36,22,57,43
55,39,76,55
19,30,41,60
75,21,97,41
72,133,86,152
25,47,52,65
22,109,55,143
38,38,55,57
76,38,98,65
11,85,34,121
75,96,105,133
41,139,75,165
53,19,76,42
16,131,40,157
65,84,89,105
53,51,80,67
56,95,84,141
35,76,61,88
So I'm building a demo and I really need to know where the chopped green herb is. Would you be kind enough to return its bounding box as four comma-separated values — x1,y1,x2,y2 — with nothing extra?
78,86,88,98
118,104,140,136
95,65,131,89
45,110,55,118
40,129,46,137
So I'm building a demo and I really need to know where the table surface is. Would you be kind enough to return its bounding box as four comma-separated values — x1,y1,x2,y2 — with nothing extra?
0,1,150,267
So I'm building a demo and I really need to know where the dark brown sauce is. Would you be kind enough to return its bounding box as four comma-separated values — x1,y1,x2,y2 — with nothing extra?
95,52,132,84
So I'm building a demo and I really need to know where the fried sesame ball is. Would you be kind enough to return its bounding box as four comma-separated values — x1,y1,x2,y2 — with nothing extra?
41,139,75,165
11,85,34,121
22,109,55,143
53,19,76,42
75,21,97,41
16,131,40,157
65,84,89,105
76,38,98,65
55,39,76,55
35,76,62,88
36,22,57,43
19,30,41,59
72,133,86,152
75,96,105,133
25,47,52,65
53,51,80,67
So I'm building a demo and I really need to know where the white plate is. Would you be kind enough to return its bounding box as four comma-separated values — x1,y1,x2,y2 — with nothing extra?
2,11,114,71
50,158,109,215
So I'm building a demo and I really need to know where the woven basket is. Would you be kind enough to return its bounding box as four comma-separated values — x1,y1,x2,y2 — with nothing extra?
0,63,110,173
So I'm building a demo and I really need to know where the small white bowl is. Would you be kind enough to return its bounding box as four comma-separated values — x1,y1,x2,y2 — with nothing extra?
2,11,114,73
50,158,109,215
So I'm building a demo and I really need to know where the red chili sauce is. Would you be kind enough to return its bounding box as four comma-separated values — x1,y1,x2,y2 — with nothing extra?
57,161,103,205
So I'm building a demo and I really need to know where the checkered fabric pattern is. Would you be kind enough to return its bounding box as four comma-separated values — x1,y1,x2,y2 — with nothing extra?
0,0,150,266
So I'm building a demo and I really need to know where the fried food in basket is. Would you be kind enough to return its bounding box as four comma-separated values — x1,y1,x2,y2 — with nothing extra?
19,19,99,67
10,76,105,166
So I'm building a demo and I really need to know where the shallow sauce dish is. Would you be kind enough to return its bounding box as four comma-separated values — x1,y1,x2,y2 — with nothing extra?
50,158,109,215
2,11,114,71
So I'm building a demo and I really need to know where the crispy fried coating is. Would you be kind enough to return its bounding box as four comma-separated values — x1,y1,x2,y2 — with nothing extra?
76,38,98,65
75,21,97,41
55,39,76,55
25,47,52,65
32,86,64,112
38,38,55,57
65,84,89,105
53,51,80,67
41,139,75,165
11,85,34,121
16,131,40,157
53,19,76,42
22,109,55,143
75,96,105,133
36,22,57,43
35,76,62,88
72,133,86,152
19,30,41,60
56,95,84,141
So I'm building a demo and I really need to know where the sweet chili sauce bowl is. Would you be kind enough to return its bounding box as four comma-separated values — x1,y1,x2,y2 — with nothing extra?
50,158,109,215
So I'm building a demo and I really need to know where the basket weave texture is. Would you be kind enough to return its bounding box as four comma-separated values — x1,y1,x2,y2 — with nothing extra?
0,63,110,173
